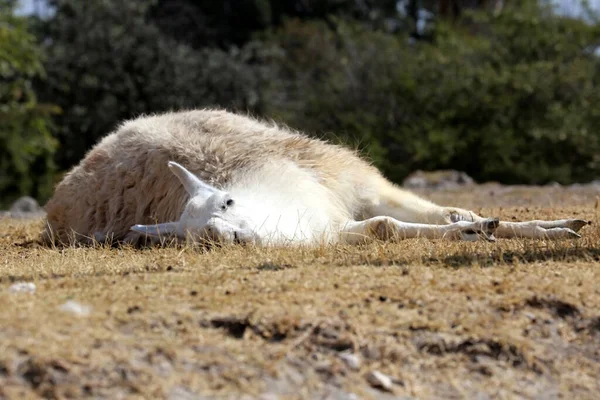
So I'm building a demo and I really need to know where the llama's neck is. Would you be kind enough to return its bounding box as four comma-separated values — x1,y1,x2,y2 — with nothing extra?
226,161,349,245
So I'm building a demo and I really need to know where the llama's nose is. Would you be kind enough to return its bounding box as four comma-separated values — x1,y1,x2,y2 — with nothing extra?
204,225,216,239
204,218,251,245
204,223,225,241
233,229,256,245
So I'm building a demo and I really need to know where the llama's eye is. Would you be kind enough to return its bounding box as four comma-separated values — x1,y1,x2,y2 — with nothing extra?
222,198,234,210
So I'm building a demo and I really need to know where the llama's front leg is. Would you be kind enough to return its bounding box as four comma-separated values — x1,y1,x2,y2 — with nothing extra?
494,219,589,239
449,211,588,239
339,216,500,244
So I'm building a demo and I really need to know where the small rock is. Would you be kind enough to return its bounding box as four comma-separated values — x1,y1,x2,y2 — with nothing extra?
339,351,361,370
8,282,36,294
4,196,46,219
403,170,475,190
10,196,42,213
59,300,91,316
545,181,562,188
366,370,394,392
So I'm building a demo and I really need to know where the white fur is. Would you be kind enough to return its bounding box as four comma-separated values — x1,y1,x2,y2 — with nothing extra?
43,109,588,246
133,159,347,246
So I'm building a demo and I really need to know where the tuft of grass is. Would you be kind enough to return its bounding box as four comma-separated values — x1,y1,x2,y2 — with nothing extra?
1,185,599,399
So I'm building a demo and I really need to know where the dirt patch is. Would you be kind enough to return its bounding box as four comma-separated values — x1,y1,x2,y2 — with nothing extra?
525,295,580,318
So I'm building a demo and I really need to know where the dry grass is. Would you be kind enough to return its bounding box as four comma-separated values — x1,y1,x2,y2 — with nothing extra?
1,185,599,400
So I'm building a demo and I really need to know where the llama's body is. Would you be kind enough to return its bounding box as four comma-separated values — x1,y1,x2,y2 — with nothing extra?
43,109,587,246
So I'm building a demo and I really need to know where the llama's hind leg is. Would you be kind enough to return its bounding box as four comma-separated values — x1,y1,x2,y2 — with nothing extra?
339,216,499,244
368,179,482,225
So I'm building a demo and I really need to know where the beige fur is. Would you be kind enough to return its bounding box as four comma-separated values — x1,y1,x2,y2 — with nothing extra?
42,109,587,246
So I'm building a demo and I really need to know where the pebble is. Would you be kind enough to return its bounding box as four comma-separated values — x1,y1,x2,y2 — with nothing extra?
366,370,394,392
59,300,92,316
8,282,36,294
339,351,361,370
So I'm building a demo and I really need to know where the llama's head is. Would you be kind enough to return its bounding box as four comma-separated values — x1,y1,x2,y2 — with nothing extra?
130,161,257,245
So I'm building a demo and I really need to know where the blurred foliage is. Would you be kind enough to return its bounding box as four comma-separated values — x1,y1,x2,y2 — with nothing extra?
260,4,600,184
38,0,275,168
0,0,58,207
3,0,600,205
150,0,403,48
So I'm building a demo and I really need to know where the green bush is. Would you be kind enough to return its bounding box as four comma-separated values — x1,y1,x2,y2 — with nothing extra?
28,0,600,190
0,2,58,207
260,5,600,184
38,0,271,169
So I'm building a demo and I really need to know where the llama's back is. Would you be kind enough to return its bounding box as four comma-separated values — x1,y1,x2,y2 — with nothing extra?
43,109,384,244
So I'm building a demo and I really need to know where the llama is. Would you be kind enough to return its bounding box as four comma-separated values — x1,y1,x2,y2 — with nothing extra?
42,109,588,247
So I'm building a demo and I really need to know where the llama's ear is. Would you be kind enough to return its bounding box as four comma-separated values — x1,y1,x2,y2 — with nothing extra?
168,161,217,197
131,222,179,238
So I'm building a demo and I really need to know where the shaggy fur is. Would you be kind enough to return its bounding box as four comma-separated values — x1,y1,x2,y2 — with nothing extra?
42,109,587,246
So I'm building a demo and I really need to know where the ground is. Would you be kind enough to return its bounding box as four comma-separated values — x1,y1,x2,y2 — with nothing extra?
0,184,599,400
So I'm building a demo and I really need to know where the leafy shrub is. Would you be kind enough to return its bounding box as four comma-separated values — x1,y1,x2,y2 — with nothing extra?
260,5,600,184
28,0,600,191
0,2,58,206
38,0,271,168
